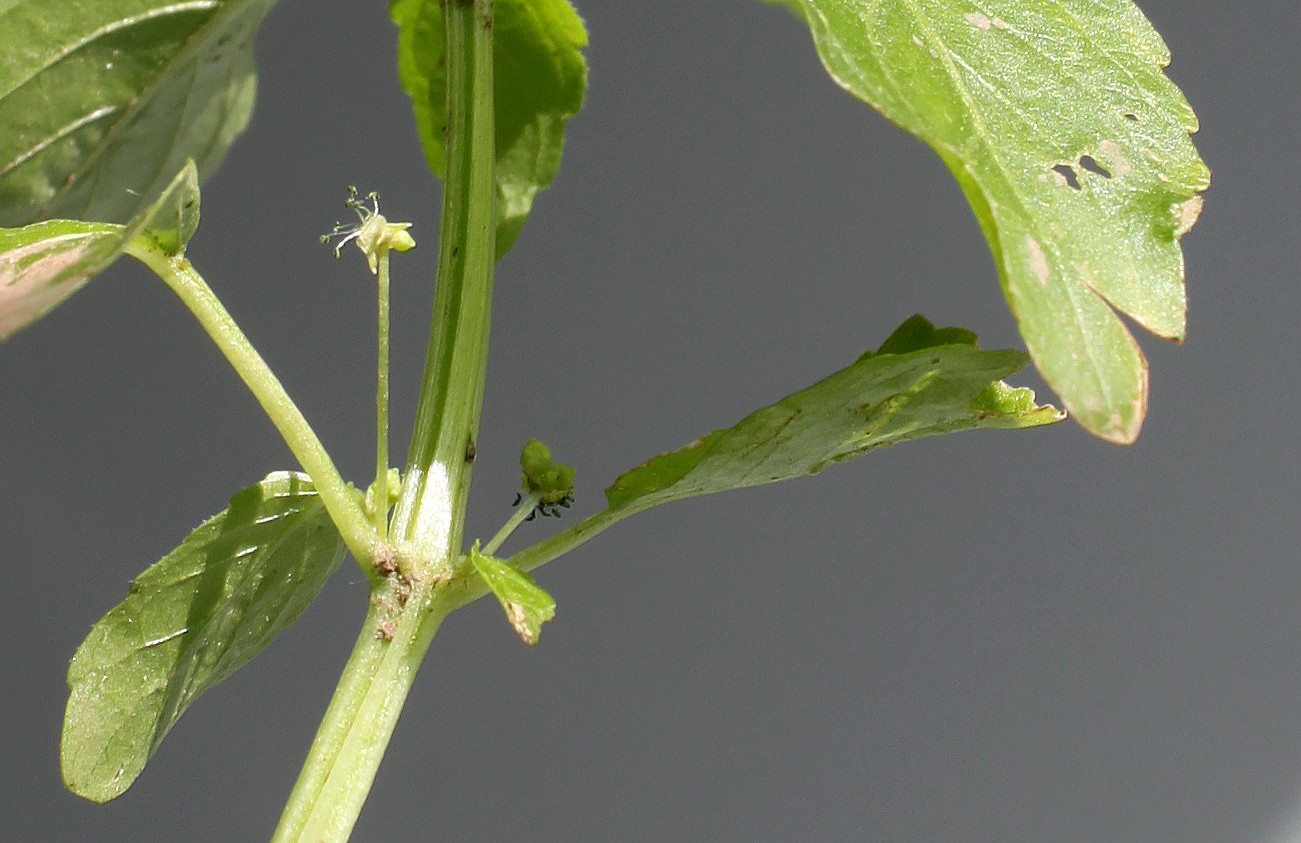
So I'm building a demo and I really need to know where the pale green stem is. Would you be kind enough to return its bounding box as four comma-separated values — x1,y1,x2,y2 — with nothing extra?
481,491,541,556
124,242,376,565
388,0,497,572
273,1,497,839
271,583,456,842
507,506,642,575
372,249,392,534
448,506,655,610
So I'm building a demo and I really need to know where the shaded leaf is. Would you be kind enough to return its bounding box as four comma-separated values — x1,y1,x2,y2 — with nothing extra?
605,315,1062,512
762,0,1209,441
469,542,556,645
0,161,199,340
390,0,588,258
0,0,275,228
62,471,344,803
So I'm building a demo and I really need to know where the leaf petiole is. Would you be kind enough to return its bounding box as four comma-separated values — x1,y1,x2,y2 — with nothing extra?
123,241,377,566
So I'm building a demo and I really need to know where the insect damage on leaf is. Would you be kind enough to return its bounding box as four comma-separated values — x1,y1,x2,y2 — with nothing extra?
505,602,540,645
603,315,1062,514
765,0,1210,442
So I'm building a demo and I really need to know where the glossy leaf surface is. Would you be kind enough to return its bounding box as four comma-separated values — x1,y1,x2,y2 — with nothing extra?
469,542,557,645
390,0,588,258
763,0,1209,441
606,315,1062,512
62,472,345,803
0,161,199,340
0,0,274,227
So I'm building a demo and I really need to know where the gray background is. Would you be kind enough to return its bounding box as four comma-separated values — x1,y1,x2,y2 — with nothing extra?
2,0,1297,840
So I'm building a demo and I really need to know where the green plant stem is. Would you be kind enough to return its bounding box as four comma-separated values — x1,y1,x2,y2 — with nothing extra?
505,508,625,573
373,250,392,534
271,582,456,842
449,506,652,609
389,0,497,570
482,492,541,556
124,242,376,565
273,1,497,839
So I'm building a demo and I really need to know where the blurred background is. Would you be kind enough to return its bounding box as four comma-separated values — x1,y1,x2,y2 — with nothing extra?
1,1,1297,840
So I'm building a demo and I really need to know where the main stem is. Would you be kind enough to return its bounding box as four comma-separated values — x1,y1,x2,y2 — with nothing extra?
389,0,497,562
273,1,496,840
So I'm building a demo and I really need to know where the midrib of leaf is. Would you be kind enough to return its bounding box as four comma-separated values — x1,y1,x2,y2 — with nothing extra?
150,499,318,745
0,0,271,225
1,1,220,99
816,1,1156,429
0,106,118,178
49,1,259,218
808,3,1038,235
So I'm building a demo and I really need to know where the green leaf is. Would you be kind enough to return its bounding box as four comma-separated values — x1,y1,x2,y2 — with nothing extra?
61,471,345,803
0,161,199,341
390,0,588,259
1,161,200,339
0,0,275,228
0,219,122,340
763,0,1209,442
468,542,557,645
605,315,1062,512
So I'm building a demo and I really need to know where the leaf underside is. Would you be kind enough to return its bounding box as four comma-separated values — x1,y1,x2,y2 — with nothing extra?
0,160,199,341
605,315,1063,513
764,0,1209,441
390,0,588,259
0,0,275,228
61,472,344,803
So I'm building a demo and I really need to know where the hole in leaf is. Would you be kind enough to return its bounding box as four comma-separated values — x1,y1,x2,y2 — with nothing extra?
1078,155,1112,179
1051,164,1081,190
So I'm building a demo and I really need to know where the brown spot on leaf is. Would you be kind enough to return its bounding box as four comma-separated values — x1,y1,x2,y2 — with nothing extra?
506,602,538,645
1097,140,1132,177
1172,195,1203,236
1026,237,1050,286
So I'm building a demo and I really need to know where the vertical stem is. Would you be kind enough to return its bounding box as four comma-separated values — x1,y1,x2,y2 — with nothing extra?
271,586,455,843
373,251,392,534
273,1,496,839
389,0,497,568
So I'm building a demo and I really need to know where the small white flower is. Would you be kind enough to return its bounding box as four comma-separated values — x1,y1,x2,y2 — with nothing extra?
321,186,415,274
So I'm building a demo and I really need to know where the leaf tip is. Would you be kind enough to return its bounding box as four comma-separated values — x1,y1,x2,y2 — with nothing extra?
1070,366,1148,445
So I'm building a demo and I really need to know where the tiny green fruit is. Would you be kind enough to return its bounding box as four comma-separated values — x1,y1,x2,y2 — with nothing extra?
519,438,575,509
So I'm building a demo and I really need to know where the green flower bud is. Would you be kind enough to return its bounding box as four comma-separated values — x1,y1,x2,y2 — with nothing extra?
519,438,574,509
